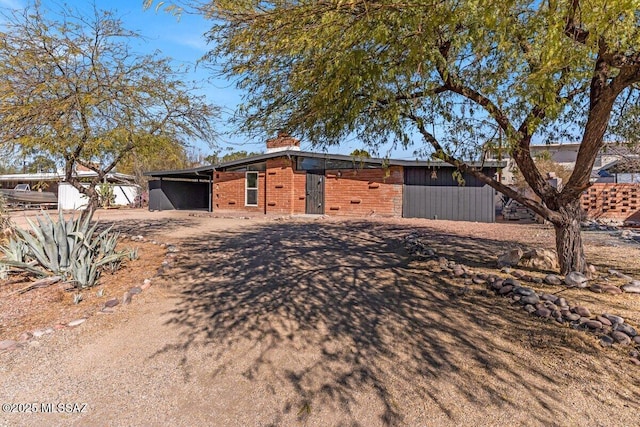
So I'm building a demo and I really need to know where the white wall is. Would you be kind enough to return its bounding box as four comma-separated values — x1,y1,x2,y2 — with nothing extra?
58,183,140,210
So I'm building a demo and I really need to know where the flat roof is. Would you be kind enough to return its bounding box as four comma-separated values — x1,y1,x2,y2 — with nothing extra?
0,171,135,182
144,150,505,180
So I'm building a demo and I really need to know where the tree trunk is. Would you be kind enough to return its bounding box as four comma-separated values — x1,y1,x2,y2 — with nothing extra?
552,198,587,275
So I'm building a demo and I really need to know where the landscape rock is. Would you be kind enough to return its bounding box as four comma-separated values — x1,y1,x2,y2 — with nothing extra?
634,336,640,345
589,284,604,293
32,329,47,338
612,331,632,345
573,306,591,317
596,316,613,327
584,320,603,329
521,294,540,305
68,318,86,327
602,285,623,295
104,298,119,308
0,340,17,350
614,323,637,337
18,332,33,342
535,307,552,318
498,285,513,295
565,271,588,288
544,274,563,286
524,304,536,314
621,281,640,294
520,248,559,271
541,294,559,303
141,279,152,290
600,335,614,347
602,314,625,325
504,278,520,286
129,286,142,295
512,270,526,278
497,248,523,267
122,291,132,305
564,313,581,321
513,286,536,296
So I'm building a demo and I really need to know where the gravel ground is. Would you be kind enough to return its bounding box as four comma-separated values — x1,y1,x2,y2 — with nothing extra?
1,210,640,426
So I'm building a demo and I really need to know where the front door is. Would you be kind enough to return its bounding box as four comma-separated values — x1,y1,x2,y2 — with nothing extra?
305,171,324,214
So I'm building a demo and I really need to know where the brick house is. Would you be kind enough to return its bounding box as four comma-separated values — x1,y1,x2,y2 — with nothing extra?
146,134,503,222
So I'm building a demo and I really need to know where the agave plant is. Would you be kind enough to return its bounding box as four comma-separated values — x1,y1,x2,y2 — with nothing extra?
0,210,129,288
0,236,28,263
128,247,139,261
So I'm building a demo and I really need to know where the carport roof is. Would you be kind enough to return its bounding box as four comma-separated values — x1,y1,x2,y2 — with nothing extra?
144,150,505,179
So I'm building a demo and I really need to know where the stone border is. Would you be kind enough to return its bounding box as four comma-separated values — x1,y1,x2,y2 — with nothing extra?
0,234,177,353
404,232,640,366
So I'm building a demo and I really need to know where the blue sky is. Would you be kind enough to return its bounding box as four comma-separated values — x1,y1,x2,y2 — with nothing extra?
0,0,424,160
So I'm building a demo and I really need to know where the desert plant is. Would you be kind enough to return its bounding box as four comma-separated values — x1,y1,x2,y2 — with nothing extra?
0,210,129,288
0,237,28,263
73,293,83,304
0,193,14,245
97,183,116,208
128,247,139,261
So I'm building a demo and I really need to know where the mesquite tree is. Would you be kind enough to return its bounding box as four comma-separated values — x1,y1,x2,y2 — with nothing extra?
149,0,640,274
0,3,218,214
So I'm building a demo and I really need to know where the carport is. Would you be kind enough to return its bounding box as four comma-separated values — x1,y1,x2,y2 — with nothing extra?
145,166,214,211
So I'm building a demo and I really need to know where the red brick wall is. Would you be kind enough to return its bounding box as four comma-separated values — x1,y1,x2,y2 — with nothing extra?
264,158,296,214
323,166,403,217
212,158,404,217
581,183,640,220
293,170,307,214
213,170,266,213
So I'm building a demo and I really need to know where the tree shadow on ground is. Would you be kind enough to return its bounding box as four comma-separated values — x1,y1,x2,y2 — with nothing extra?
99,218,196,237
152,219,640,425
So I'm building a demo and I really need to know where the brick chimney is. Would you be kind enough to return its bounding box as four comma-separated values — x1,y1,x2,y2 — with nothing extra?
266,131,301,153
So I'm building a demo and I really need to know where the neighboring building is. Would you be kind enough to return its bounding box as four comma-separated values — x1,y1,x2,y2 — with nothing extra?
146,134,504,223
488,142,635,185
0,168,139,210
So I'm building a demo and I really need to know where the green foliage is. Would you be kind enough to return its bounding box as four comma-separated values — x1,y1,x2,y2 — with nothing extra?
205,149,262,165
350,149,371,159
0,3,218,211
192,0,638,154
97,183,116,208
0,211,130,289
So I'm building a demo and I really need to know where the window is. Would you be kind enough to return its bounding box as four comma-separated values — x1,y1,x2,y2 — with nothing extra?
245,171,258,206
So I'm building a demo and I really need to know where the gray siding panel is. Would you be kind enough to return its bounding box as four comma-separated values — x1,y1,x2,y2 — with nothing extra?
403,184,495,223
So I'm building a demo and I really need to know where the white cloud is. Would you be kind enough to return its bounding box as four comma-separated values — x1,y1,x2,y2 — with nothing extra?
0,0,23,10
168,33,209,52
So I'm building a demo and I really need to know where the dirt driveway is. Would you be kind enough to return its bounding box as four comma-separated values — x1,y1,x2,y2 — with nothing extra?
1,210,639,426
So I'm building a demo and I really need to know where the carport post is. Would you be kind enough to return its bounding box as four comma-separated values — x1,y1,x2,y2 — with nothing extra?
208,172,213,212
